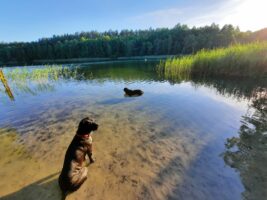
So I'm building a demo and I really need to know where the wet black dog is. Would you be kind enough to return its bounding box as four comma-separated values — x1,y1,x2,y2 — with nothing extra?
124,87,144,97
58,117,98,199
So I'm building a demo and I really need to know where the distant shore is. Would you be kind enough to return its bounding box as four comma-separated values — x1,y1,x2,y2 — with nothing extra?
1,55,174,67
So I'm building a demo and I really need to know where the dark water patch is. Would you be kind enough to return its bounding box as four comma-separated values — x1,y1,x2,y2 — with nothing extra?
97,98,136,105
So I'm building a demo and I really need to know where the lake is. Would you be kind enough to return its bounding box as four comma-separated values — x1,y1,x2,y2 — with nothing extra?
0,61,266,200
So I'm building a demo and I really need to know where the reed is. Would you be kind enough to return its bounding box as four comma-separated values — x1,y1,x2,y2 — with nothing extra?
0,65,79,98
158,42,267,78
4,65,78,82
0,69,15,100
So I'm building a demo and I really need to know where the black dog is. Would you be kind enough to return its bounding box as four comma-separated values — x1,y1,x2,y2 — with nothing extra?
124,87,144,97
58,117,98,199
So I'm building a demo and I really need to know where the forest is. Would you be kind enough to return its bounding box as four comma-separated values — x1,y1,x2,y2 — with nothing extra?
0,24,266,65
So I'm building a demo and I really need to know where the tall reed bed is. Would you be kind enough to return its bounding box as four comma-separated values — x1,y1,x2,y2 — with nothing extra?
158,42,267,79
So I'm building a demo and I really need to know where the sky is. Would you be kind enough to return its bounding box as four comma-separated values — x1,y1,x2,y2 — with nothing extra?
0,0,267,42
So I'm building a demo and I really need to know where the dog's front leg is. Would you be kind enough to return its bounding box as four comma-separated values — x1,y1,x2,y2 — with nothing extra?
87,143,95,164
88,152,95,163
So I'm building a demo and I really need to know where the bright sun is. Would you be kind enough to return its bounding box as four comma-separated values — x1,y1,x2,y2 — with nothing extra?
221,0,267,31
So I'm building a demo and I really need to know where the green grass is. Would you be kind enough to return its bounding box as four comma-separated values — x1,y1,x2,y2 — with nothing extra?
4,65,78,82
0,65,79,97
158,42,267,79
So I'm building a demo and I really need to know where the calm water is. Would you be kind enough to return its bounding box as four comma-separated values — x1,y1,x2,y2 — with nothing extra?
0,61,266,200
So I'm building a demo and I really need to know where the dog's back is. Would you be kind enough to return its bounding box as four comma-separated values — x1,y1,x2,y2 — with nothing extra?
124,87,143,96
59,136,89,192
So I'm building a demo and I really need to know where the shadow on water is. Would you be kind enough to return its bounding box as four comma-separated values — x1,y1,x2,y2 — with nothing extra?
97,97,136,105
0,172,61,200
161,145,243,200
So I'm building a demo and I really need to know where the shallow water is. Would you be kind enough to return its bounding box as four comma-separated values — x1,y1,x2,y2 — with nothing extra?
0,61,266,200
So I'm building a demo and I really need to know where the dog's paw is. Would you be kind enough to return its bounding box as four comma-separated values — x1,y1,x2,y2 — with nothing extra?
90,157,96,164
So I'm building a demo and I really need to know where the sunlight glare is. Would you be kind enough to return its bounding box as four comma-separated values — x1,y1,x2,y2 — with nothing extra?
221,0,267,31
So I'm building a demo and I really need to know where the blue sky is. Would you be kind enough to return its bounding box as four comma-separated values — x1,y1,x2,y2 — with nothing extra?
0,0,266,42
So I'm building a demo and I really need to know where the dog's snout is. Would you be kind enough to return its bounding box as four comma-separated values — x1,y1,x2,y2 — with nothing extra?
93,123,99,131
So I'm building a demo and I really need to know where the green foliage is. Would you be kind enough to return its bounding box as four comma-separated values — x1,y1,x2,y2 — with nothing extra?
0,24,260,65
159,42,267,78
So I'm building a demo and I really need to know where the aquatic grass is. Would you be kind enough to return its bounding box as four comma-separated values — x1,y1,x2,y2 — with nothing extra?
0,65,80,98
159,42,267,78
4,65,78,82
2,65,82,94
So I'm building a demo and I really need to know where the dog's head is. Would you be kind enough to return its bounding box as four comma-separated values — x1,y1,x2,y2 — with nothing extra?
124,88,129,92
77,117,98,135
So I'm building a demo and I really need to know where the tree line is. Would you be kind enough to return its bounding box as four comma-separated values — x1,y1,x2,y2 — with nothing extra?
0,23,266,65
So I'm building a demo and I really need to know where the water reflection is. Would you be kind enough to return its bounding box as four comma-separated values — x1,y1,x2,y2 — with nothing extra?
166,79,267,199
2,63,265,101
223,88,267,199
157,68,267,199
77,61,161,83
0,61,266,199
0,62,162,100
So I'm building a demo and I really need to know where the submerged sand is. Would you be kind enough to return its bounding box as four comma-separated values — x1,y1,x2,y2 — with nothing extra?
0,98,218,200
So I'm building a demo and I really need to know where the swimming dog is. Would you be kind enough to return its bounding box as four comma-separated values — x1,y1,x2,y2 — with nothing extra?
124,87,144,97
58,117,98,198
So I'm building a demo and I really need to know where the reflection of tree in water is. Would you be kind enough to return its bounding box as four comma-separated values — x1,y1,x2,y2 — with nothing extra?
183,76,267,199
223,87,267,200
160,71,267,200
77,61,162,83
178,77,267,199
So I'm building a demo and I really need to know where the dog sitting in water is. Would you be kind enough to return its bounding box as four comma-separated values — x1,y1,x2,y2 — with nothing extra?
58,117,98,198
124,87,144,97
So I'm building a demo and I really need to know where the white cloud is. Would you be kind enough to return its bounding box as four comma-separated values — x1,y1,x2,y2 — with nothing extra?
129,8,184,28
128,0,267,31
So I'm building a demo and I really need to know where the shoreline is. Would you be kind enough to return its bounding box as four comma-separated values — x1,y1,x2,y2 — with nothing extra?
0,55,174,67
